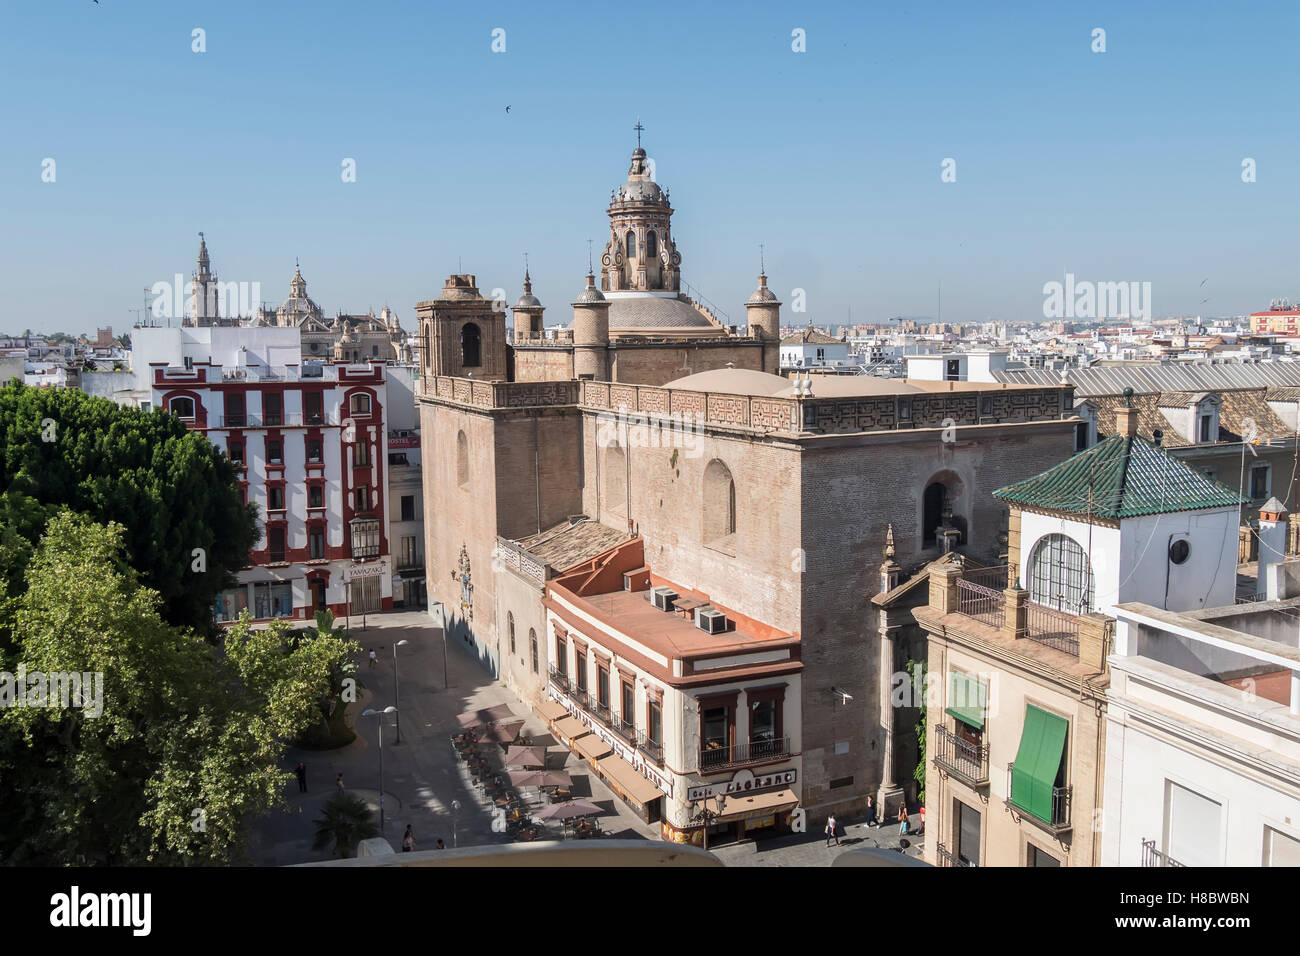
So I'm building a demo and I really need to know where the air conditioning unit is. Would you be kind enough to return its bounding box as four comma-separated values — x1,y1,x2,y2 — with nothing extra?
650,586,678,611
695,608,728,634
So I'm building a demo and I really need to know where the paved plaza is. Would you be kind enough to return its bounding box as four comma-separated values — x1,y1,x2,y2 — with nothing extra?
248,608,926,867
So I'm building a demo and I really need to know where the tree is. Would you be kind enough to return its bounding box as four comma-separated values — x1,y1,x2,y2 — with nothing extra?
0,512,353,865
0,382,257,634
312,793,379,858
907,658,927,805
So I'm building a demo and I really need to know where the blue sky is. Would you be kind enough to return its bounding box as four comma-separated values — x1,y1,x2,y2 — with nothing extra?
1,0,1298,335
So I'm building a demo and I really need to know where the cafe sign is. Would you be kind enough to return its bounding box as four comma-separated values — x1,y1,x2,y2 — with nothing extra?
688,767,797,803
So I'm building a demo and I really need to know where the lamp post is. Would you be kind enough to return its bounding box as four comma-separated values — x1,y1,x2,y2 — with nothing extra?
689,793,728,852
391,638,409,743
432,600,448,690
360,706,397,830
451,798,461,848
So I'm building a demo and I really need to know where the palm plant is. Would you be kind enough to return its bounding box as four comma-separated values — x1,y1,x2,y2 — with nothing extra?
312,793,378,858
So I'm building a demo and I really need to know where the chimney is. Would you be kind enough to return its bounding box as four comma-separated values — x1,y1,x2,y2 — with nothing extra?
1115,386,1139,438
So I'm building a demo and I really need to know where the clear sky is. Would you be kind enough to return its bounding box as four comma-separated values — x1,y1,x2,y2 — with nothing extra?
1,0,1298,335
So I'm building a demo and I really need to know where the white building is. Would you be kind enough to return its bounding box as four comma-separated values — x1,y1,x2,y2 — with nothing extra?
779,326,851,369
137,325,395,622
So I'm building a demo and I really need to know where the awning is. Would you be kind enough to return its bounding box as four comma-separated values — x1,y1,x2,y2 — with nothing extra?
536,700,569,722
553,716,588,741
572,733,613,763
713,788,799,824
1010,705,1068,822
945,672,987,729
596,754,663,806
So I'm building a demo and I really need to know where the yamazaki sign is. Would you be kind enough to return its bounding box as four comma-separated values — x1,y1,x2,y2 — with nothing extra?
688,768,797,803
343,561,389,582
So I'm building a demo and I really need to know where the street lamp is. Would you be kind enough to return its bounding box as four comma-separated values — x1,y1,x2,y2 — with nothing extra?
689,793,728,852
360,706,397,830
391,639,409,744
451,798,461,848
432,601,448,690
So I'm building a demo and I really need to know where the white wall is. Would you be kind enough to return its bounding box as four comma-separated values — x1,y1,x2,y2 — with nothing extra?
1019,506,1238,615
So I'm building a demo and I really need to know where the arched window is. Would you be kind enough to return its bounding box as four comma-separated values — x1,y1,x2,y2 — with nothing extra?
456,430,469,488
1028,534,1094,613
646,230,658,259
461,322,482,368
922,482,947,546
703,458,737,551
169,396,195,419
508,612,516,655
605,444,627,517
625,230,636,261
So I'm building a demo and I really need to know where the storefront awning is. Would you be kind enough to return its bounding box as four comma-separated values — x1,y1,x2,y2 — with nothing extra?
945,671,987,729
536,700,569,722
572,733,613,763
596,754,663,806
1010,705,1068,822
553,716,588,741
713,788,799,824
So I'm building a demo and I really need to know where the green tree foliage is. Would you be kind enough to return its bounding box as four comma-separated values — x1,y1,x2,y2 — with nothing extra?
0,382,257,635
0,512,355,865
906,658,927,805
312,793,379,859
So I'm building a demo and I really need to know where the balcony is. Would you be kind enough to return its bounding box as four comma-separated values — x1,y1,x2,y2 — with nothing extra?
956,578,1005,630
547,665,571,695
936,843,976,868
932,724,989,787
699,736,790,773
1140,839,1185,868
1006,762,1072,833
639,731,664,765
611,715,637,746
1025,602,1081,657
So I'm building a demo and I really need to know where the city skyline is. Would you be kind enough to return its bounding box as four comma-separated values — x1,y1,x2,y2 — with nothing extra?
4,1,1300,334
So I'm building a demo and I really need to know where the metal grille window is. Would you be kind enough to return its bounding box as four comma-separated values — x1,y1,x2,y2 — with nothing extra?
529,629,538,674
349,518,380,559
1028,534,1094,613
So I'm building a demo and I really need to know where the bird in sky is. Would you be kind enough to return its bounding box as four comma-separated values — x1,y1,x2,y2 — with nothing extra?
505,105,511,113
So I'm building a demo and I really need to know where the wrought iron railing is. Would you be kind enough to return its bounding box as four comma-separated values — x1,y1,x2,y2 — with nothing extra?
699,736,790,773
1141,839,1185,867
1007,762,1072,831
612,715,637,745
933,724,989,786
547,665,570,694
592,699,611,724
639,730,664,764
936,843,976,868
1025,602,1081,656
963,564,1009,591
956,579,1005,629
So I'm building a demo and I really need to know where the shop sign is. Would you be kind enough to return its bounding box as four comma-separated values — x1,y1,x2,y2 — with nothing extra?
688,767,797,803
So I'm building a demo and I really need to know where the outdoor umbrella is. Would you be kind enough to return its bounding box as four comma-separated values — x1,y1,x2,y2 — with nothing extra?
533,798,603,822
506,769,572,788
475,719,525,744
503,745,547,769
457,703,516,729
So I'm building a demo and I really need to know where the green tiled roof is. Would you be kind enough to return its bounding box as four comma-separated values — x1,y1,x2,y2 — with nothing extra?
993,434,1245,519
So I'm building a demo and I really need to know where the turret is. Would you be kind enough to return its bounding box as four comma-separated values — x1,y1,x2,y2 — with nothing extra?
745,273,782,374
572,274,610,381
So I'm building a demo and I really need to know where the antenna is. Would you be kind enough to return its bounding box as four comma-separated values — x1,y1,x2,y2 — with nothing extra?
759,242,765,275
587,239,594,275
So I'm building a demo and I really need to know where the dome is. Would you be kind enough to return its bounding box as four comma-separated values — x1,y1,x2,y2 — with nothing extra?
616,179,664,202
664,368,792,396
573,274,606,305
515,292,542,309
748,273,779,303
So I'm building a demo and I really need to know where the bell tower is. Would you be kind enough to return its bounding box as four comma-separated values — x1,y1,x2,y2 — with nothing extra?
190,232,219,327
416,274,508,381
601,124,680,292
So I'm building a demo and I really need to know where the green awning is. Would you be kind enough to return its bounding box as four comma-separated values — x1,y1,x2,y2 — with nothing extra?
1011,705,1068,823
944,672,986,729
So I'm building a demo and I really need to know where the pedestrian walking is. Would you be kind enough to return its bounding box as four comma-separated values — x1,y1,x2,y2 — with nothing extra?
295,761,307,793
368,648,378,670
897,804,910,836
336,773,344,795
825,813,841,847
917,804,926,836
865,795,878,828
402,825,415,852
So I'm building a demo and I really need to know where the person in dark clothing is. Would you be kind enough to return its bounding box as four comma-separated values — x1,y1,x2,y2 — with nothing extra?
295,762,308,793
865,794,878,828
